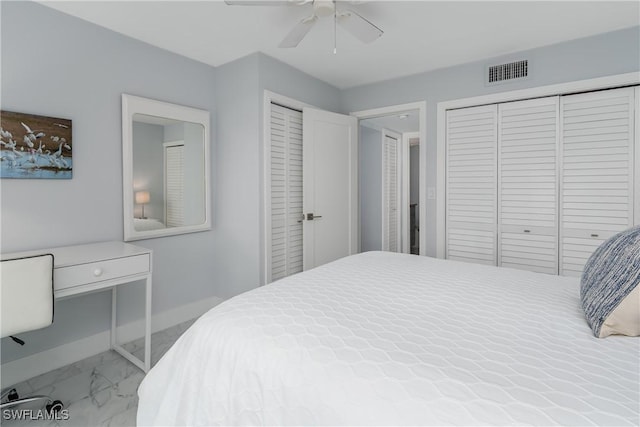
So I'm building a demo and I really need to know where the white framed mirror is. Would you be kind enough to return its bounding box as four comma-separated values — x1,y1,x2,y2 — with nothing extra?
122,94,211,241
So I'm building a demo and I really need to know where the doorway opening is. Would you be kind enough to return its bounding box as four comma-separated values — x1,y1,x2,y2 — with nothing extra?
355,102,425,255
407,134,420,254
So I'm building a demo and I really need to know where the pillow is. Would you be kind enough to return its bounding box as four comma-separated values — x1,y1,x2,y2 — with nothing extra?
580,226,640,338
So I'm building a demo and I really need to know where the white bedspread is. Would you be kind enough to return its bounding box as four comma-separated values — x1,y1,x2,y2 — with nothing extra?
133,218,166,231
137,252,639,426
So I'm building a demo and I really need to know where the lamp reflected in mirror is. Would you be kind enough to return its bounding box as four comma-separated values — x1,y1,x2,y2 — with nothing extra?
122,94,211,241
135,191,150,219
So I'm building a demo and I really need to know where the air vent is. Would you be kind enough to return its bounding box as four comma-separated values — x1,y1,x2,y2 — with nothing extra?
487,60,529,85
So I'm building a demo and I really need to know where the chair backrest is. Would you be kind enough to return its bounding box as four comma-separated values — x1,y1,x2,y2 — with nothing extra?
0,254,54,338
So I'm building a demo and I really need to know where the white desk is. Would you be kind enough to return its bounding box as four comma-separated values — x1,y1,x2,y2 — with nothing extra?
2,242,152,372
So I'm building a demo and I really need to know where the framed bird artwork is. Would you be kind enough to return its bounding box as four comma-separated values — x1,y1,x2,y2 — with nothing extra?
0,111,72,179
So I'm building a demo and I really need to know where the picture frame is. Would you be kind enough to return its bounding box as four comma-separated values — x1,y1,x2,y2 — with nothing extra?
0,110,73,179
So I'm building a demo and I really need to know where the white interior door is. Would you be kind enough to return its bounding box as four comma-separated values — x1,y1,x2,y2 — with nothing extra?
498,96,559,275
268,104,304,282
303,107,358,270
164,142,185,227
559,87,636,276
382,129,401,252
446,104,498,265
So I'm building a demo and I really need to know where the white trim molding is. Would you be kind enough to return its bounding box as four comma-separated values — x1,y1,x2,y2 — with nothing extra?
351,101,428,255
436,72,640,258
403,132,420,254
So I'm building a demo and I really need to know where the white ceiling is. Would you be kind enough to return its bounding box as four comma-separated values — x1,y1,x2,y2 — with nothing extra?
40,1,639,89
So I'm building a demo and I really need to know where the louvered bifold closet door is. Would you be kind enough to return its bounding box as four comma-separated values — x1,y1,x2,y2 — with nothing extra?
498,97,559,274
560,87,636,277
446,105,498,265
382,133,400,252
165,144,185,227
270,104,304,282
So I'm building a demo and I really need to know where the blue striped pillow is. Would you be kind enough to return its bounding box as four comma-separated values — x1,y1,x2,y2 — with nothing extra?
580,226,640,338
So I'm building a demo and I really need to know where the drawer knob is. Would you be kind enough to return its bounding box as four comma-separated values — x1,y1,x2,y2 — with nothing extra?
94,268,103,277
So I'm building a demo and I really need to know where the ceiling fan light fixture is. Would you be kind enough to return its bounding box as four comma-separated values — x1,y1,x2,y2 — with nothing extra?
228,0,383,49
313,0,335,17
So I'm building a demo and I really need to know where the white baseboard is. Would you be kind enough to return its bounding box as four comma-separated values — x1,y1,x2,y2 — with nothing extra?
1,296,223,388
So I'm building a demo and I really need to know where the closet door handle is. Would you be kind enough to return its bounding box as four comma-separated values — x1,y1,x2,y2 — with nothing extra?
298,214,324,222
523,229,531,233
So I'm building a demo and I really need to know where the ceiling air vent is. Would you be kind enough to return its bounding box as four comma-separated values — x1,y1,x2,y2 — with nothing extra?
486,60,529,85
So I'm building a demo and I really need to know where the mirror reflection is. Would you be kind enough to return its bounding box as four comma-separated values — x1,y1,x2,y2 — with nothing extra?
131,114,205,232
122,94,210,241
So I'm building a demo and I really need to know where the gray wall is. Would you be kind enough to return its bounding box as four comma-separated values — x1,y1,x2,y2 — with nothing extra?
0,1,218,363
2,1,638,364
183,122,206,226
163,123,184,142
179,48,345,296
132,122,164,221
359,125,382,252
257,54,342,113
1,3,345,364
341,25,640,257
211,54,262,298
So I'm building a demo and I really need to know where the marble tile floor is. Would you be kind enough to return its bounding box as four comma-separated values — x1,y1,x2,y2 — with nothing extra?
1,319,196,427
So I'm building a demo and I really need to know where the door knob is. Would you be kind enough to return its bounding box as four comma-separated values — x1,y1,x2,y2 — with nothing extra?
306,213,322,220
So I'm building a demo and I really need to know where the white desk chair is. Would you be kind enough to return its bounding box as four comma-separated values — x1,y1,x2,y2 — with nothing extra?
0,254,63,414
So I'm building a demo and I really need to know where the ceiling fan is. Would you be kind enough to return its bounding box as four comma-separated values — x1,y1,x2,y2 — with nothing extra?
224,0,383,50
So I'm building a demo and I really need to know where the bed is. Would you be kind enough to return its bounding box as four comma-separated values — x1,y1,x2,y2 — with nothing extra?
137,252,639,426
133,218,166,232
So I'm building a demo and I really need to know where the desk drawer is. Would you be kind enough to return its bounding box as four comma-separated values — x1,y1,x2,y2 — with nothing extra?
55,254,150,291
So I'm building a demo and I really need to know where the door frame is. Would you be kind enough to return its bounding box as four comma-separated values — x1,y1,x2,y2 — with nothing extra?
262,91,314,285
381,128,402,252
351,101,428,255
436,72,640,258
403,131,420,254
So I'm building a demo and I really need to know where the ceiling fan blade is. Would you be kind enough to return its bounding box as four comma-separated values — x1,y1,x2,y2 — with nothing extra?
337,9,383,44
279,15,318,48
224,0,309,6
